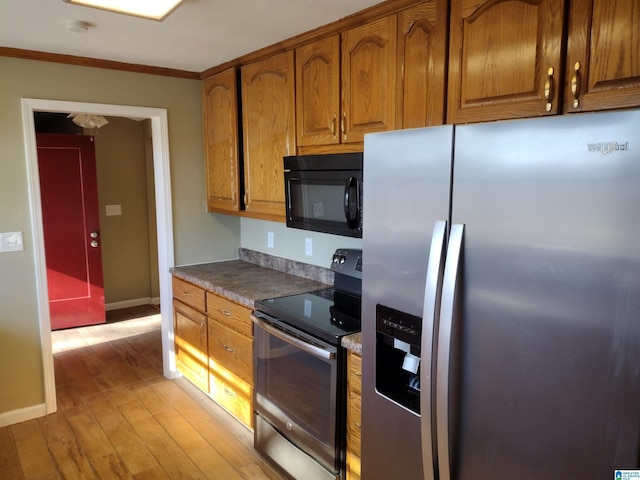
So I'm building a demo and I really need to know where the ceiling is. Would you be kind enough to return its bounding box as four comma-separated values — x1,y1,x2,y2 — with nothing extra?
0,0,385,73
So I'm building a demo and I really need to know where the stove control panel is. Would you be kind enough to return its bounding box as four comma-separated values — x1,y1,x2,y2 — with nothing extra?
331,248,362,279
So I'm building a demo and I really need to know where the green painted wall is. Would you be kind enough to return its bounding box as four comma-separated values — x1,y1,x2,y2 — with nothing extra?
0,56,240,416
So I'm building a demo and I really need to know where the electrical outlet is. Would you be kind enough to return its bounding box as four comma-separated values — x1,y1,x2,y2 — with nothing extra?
305,237,313,256
267,231,274,249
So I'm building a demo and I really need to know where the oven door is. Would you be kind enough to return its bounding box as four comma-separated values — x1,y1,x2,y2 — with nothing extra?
252,311,340,473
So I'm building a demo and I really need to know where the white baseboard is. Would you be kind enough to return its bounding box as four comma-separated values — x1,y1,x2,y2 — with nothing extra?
105,297,160,311
0,402,48,428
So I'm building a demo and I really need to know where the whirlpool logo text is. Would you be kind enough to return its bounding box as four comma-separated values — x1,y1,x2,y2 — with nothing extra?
587,141,630,155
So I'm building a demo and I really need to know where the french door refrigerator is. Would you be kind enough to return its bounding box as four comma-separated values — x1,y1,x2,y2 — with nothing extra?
361,109,640,480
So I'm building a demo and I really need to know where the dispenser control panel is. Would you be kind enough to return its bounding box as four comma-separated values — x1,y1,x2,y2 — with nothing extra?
376,304,421,346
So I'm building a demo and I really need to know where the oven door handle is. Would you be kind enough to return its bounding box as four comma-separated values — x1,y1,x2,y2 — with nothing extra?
251,314,336,361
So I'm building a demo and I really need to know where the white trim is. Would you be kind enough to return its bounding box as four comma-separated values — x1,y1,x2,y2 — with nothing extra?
22,98,179,418
0,403,47,428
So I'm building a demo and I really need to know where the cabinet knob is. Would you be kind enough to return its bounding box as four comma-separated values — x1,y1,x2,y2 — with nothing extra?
571,61,581,108
544,67,554,112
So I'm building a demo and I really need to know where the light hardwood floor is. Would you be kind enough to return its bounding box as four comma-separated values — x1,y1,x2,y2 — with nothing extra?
0,306,284,479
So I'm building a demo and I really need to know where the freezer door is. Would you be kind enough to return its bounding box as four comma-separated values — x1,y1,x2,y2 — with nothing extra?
361,126,453,480
445,110,640,479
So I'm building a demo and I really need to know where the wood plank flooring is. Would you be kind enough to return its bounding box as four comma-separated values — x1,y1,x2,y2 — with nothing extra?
0,306,284,479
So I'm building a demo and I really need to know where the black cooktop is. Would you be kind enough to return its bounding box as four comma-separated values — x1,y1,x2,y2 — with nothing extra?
254,287,361,346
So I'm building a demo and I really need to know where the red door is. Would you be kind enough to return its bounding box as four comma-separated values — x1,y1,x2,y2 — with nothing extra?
37,133,106,330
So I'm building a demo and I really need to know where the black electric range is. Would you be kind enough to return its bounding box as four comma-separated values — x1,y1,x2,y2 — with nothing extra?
253,248,362,346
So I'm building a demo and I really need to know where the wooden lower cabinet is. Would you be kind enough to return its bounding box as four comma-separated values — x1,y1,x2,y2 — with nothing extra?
172,276,254,429
207,293,254,430
346,351,362,480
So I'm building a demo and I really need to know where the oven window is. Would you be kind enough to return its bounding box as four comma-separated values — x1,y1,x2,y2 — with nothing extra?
255,325,337,447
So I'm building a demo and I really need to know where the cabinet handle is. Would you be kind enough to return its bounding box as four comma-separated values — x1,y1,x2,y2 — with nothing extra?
223,344,235,353
182,291,191,297
544,66,554,112
331,113,337,138
354,371,362,377
341,112,346,141
571,61,581,108
224,387,236,397
221,309,232,316
355,422,362,429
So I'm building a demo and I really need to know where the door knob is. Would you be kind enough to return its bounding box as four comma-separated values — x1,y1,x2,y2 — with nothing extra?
90,231,99,239
90,240,99,248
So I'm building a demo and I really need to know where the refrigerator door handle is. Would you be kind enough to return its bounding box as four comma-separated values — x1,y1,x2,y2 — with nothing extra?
420,220,448,479
435,223,464,480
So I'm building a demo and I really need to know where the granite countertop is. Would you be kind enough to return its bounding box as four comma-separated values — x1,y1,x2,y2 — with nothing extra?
170,249,362,353
341,332,362,355
171,260,329,309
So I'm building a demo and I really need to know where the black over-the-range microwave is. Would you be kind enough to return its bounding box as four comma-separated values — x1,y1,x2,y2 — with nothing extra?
284,152,363,238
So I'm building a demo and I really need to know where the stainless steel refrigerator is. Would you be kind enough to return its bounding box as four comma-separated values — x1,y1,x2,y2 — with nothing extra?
361,110,640,480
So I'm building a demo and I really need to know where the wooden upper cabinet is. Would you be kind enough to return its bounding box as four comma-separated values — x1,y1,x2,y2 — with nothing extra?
564,0,640,113
447,0,566,124
342,15,398,143
203,68,240,214
397,1,448,128
241,51,295,221
296,35,341,147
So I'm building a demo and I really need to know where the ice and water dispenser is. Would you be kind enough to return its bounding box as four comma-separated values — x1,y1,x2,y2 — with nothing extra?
375,304,422,413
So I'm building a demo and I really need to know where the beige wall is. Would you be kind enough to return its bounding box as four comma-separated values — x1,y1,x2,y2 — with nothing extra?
94,116,158,305
0,56,241,416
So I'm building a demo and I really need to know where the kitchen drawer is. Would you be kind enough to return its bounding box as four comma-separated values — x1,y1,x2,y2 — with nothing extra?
208,317,253,384
209,363,254,429
348,351,362,396
172,277,206,312
206,292,252,337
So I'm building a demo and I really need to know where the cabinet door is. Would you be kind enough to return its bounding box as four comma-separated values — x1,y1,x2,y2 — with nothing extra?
241,51,295,220
296,35,341,147
397,1,448,129
203,68,240,214
564,0,640,113
173,299,208,392
342,15,398,144
447,0,566,124
346,352,362,480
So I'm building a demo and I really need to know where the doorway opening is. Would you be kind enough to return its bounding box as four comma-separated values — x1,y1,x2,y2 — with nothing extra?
22,98,178,416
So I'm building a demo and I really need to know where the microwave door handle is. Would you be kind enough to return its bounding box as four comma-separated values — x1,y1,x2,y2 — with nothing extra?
344,176,358,229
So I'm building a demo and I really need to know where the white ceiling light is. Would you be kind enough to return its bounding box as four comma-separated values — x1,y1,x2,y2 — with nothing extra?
67,113,109,129
63,0,184,21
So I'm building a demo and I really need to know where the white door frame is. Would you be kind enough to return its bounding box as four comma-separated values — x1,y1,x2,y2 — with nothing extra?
22,98,178,415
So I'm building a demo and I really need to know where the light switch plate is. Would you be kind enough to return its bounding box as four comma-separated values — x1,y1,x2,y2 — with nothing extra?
0,231,24,252
267,231,274,248
305,238,313,256
106,204,122,216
